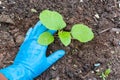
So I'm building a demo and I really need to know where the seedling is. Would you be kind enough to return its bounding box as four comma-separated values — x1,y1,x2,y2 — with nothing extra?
38,10,94,46
100,68,111,80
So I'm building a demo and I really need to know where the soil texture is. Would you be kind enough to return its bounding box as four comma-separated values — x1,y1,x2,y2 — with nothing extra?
0,0,120,80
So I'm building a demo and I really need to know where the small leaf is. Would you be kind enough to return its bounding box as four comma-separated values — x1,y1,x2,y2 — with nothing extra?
71,24,94,42
37,32,54,45
58,31,71,46
39,10,66,30
101,72,106,78
101,73,106,80
104,68,111,77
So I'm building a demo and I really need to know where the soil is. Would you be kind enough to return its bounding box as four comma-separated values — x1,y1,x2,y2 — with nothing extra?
0,0,120,80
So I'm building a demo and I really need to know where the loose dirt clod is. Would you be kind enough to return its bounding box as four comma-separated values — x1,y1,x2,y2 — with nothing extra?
15,35,24,44
0,15,15,24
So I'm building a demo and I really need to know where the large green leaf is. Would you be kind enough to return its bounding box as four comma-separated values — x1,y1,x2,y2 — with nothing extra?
71,24,94,42
39,10,66,30
58,31,71,46
37,32,54,45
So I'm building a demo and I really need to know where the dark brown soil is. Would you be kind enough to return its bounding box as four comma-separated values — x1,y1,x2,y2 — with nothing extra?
0,0,120,80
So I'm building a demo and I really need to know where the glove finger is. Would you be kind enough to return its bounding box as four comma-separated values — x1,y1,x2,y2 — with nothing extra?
30,21,48,39
47,50,65,65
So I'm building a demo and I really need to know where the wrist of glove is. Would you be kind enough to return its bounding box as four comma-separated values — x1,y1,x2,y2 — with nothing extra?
0,21,65,80
0,64,33,80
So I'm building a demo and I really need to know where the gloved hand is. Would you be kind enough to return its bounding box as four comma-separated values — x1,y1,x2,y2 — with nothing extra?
0,21,65,80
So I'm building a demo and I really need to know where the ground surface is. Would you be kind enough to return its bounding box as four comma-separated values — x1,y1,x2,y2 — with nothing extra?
0,0,120,80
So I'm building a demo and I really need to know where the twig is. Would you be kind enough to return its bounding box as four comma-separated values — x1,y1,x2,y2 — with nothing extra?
111,28,120,32
98,28,112,34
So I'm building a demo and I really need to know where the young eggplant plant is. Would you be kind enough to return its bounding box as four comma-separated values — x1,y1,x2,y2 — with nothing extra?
37,10,94,46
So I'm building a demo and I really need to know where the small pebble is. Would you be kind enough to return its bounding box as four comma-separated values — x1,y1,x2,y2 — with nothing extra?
0,1,2,4
79,69,82,73
119,2,120,8
80,0,83,2
95,69,100,72
2,6,5,9
91,71,95,73
51,66,56,70
116,31,119,34
110,51,115,54
94,13,100,19
73,64,77,68
31,8,37,13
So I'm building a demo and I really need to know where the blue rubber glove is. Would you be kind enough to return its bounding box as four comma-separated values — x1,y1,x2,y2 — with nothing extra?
0,21,65,80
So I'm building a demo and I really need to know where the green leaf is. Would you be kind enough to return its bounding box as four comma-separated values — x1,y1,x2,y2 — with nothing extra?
71,24,94,42
37,32,54,45
58,31,71,46
100,72,106,80
39,10,66,30
104,68,111,77
101,72,106,78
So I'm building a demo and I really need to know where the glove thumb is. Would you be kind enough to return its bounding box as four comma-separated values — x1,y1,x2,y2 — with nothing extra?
47,50,65,65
